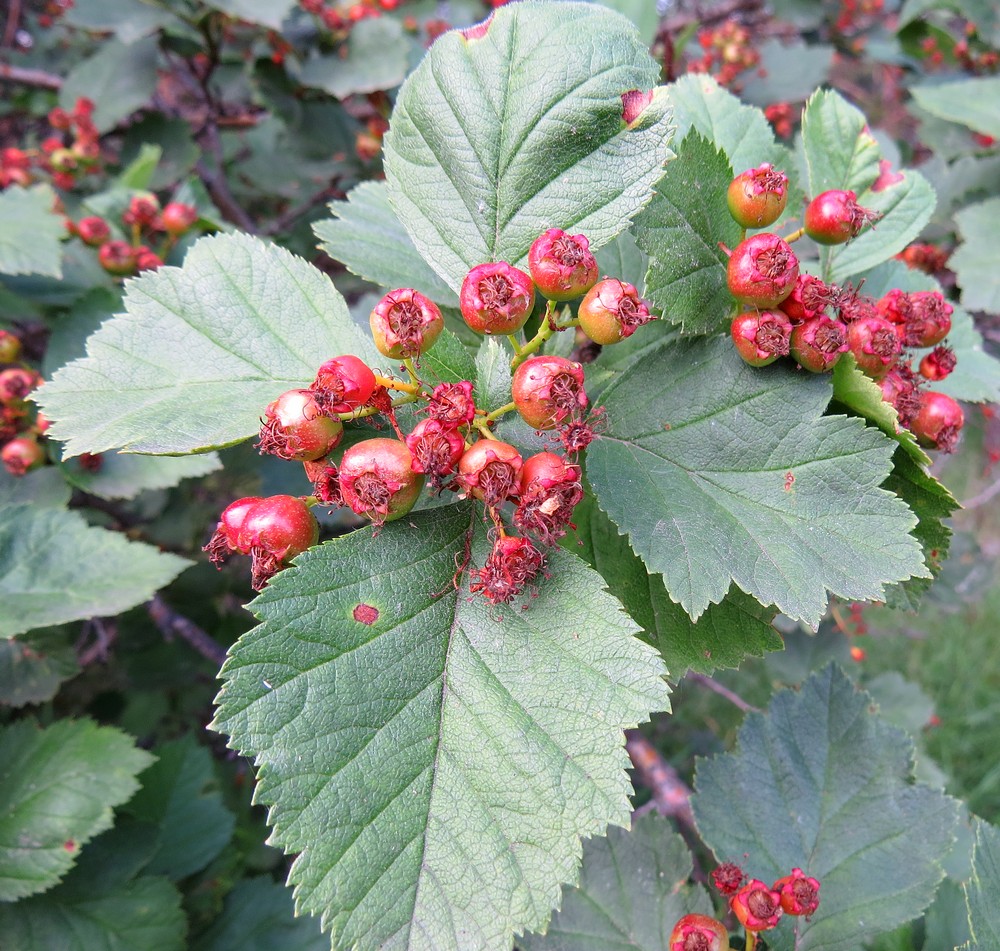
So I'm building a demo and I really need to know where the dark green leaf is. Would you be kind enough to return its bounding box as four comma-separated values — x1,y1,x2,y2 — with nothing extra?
0,185,65,279
300,18,411,98
59,451,222,501
593,229,648,291
0,628,79,708
950,197,1000,314
963,820,1000,948
0,467,71,510
205,0,296,29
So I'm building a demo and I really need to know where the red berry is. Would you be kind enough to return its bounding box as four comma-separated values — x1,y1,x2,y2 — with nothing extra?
1,437,45,477
426,380,476,426
847,315,901,379
0,331,22,364
339,438,424,526
258,388,344,462
727,162,789,228
773,868,821,917
891,290,951,348
780,274,836,323
98,240,138,276
75,216,111,247
730,879,783,932
459,262,535,335
668,913,731,951
135,246,163,272
458,439,523,507
511,355,587,430
204,495,264,566
161,202,198,236
879,366,923,428
122,194,160,229
310,355,377,415
469,534,544,605
405,418,465,480
239,495,319,590
308,461,344,507
790,315,848,372
0,367,41,406
730,310,792,366
578,279,653,344
369,288,444,359
727,233,799,308
804,189,881,245
527,229,599,301
77,452,103,472
911,391,964,453
919,346,957,382
711,862,746,897
514,451,583,544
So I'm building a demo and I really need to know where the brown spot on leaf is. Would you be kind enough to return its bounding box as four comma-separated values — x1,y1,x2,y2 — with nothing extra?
64,840,76,852
461,14,493,41
784,471,795,491
353,603,379,625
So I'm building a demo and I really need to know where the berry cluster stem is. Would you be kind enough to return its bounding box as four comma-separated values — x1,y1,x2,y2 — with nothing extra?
484,400,517,423
784,226,806,243
510,302,579,370
373,373,422,395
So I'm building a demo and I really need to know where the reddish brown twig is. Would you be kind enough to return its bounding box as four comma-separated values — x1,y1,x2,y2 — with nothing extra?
0,63,63,90
147,594,228,668
626,729,694,826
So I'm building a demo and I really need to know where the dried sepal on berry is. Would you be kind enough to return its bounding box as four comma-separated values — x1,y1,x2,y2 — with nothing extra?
668,913,731,951
204,496,263,566
310,355,377,416
773,867,821,917
469,534,544,605
514,452,583,544
460,262,535,335
239,495,319,590
577,278,653,344
512,355,588,430
1,436,45,477
804,189,881,245
727,162,789,228
731,310,792,367
727,233,799,308
426,380,476,426
258,388,344,462
369,288,444,359
405,418,465,483
527,228,599,302
790,315,849,372
458,439,523,508
911,391,964,453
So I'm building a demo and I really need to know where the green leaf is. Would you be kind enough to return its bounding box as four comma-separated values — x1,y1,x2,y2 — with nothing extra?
692,664,960,951
0,467,71,510
593,0,660,45
951,197,1000,314
571,492,782,677
300,18,411,98
124,737,235,881
633,133,741,335
0,506,190,639
586,336,929,626
0,719,155,900
910,77,1000,140
801,88,881,197
205,0,296,29
474,336,513,413
313,182,459,306
0,185,65,278
520,814,712,951
0,628,79,708
62,0,177,43
59,36,160,134
59,450,222,501
739,38,834,108
593,229,648,291
383,1,674,291
213,503,669,951
419,325,477,386
825,170,936,284
38,233,375,458
963,820,1000,948
192,877,327,951
665,73,789,181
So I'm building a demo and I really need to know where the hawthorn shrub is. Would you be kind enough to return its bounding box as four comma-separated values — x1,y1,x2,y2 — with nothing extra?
2,0,1000,949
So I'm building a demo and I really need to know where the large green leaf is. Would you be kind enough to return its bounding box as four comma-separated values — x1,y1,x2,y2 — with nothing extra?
910,77,1000,140
123,737,235,881
313,182,459,306
383,1,674,291
37,233,374,458
0,719,154,900
205,0,297,29
692,665,960,951
0,467,71,509
520,814,712,951
213,503,669,951
962,820,1000,949
586,337,929,626
950,197,1000,314
0,628,79,708
0,506,189,638
800,89,881,198
58,450,222,501
0,185,65,279
633,133,741,335
300,18,411,98
571,492,782,677
63,0,177,43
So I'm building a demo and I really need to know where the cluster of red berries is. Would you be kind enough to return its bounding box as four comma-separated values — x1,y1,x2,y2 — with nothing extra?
919,20,1000,73
0,338,47,478
897,241,950,276
67,195,199,277
725,164,964,453
833,0,885,36
206,228,656,598
299,0,400,35
668,862,821,950
0,99,101,193
688,21,761,89
35,0,74,29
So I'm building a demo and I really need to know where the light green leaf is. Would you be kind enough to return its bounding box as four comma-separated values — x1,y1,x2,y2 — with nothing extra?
801,88,881,197
192,877,326,951
474,336,512,413
0,506,190,639
59,450,222,501
963,820,1000,948
205,0,296,29
0,467,71,510
0,185,64,278
910,77,1000,140
520,814,712,951
313,182,459,306
586,337,929,626
0,719,154,900
693,664,960,951
300,17,411,98
593,229,648,291
571,492,782,677
213,503,669,951
593,0,659,45
665,73,790,181
124,737,235,881
38,233,375,458
0,628,79,708
951,197,1000,314
384,1,674,290
740,38,834,108
59,36,160,134
63,0,177,43
633,133,741,334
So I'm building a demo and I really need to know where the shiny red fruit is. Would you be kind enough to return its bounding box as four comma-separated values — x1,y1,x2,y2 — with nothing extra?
726,233,799,308
311,355,377,415
578,279,653,344
511,355,587,430
339,438,424,525
804,189,880,245
726,162,788,228
459,262,535,335
258,388,343,462
370,288,444,359
731,310,792,367
911,391,964,453
458,439,523,507
527,229,599,302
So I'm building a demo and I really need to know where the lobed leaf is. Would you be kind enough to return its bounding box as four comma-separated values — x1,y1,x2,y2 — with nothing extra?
213,503,669,951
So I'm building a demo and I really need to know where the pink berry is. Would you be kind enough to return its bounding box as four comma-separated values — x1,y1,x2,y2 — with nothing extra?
369,288,444,359
727,163,789,228
730,310,792,367
527,229,599,301
846,315,901,379
310,355,377,415
339,438,424,526
726,233,799,308
790,315,849,372
578,279,653,344
459,262,535,335
258,388,344,462
458,439,523,507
